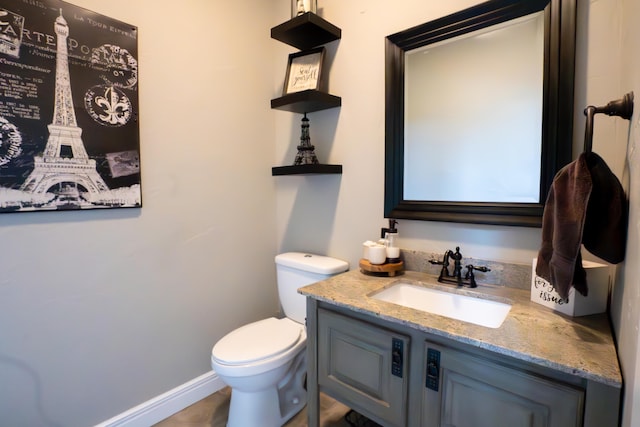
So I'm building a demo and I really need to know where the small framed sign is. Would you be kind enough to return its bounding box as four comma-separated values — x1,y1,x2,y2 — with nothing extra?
283,47,325,95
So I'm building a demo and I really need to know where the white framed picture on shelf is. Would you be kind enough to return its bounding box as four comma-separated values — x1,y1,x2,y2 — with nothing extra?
283,47,325,95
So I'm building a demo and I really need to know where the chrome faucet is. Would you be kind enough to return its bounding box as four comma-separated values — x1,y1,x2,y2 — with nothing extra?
429,247,490,288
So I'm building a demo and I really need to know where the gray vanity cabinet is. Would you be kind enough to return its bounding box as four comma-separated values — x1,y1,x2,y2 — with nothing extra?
421,341,584,427
307,301,609,427
317,308,409,426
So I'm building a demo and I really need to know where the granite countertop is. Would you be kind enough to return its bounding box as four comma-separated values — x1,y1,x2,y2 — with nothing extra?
299,269,622,388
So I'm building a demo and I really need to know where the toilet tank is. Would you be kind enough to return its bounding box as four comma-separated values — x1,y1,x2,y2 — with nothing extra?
275,252,349,324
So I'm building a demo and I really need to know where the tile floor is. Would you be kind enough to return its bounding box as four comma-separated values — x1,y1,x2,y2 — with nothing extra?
152,387,356,427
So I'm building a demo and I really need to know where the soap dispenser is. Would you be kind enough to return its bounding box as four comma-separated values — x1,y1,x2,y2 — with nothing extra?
383,219,400,263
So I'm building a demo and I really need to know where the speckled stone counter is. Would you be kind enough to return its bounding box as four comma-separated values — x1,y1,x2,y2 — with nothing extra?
299,269,622,388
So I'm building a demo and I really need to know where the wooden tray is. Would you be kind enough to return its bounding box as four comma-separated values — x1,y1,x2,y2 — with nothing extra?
359,259,404,276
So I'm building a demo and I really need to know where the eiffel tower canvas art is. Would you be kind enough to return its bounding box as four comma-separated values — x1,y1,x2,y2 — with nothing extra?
0,1,141,212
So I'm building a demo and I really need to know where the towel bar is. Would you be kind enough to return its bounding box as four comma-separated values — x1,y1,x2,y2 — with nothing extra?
583,91,634,153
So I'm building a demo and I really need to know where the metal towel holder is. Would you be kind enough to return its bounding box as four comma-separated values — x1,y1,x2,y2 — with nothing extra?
584,92,634,153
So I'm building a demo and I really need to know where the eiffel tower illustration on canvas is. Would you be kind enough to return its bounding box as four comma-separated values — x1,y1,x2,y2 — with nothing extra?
20,10,110,202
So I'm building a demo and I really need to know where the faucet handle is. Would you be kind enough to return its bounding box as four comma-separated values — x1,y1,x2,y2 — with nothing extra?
464,264,491,288
464,264,491,274
429,258,450,281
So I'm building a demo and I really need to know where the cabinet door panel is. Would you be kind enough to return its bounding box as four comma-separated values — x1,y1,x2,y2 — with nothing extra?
318,309,409,426
422,342,584,427
330,332,384,396
441,370,548,427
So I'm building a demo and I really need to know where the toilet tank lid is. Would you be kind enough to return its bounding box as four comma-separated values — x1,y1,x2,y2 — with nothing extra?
275,252,349,275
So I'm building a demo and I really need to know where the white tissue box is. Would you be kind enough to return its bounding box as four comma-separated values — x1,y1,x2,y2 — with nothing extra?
530,258,610,317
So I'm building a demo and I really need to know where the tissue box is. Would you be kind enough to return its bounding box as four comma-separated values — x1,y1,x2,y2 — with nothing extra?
531,258,610,317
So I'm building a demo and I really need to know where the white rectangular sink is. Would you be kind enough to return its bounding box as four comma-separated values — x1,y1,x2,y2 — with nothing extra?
371,282,511,328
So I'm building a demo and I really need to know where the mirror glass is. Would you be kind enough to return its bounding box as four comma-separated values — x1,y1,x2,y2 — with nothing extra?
385,0,576,226
404,13,544,202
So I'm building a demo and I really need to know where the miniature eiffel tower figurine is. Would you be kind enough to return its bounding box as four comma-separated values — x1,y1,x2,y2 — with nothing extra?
293,113,319,165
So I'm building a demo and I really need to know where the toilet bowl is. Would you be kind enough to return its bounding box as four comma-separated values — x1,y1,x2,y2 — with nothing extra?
211,252,349,427
211,317,307,426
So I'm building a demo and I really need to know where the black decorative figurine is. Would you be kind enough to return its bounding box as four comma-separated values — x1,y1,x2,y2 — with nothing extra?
294,113,319,165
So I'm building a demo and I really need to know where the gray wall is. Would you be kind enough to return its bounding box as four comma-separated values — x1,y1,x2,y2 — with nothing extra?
0,1,280,426
612,0,640,425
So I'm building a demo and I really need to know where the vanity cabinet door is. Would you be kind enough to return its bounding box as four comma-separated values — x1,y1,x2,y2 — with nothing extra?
317,308,409,426
421,342,585,427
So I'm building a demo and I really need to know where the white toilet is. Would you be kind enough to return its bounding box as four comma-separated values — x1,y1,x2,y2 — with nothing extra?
211,252,349,427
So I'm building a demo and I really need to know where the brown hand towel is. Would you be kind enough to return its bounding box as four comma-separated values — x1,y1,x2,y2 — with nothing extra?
536,154,591,300
536,152,628,301
582,152,628,263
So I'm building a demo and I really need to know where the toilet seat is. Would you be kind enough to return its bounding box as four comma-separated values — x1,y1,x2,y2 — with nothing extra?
212,317,303,365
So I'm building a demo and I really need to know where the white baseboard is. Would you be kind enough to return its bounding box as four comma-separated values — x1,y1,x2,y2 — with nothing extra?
95,370,226,427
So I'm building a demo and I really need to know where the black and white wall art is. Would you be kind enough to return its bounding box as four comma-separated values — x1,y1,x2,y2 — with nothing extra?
0,0,140,212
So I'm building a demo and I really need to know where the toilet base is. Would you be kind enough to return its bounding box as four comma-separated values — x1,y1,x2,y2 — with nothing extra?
227,383,306,427
227,388,296,427
226,349,307,427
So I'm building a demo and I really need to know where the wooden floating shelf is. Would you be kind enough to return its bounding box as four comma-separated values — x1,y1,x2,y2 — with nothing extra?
272,164,343,176
270,14,343,178
271,12,342,50
271,90,341,114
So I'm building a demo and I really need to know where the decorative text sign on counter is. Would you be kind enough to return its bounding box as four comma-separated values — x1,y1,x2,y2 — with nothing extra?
531,258,610,317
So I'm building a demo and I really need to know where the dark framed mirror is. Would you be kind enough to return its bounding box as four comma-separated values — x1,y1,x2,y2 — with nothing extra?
384,0,576,227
